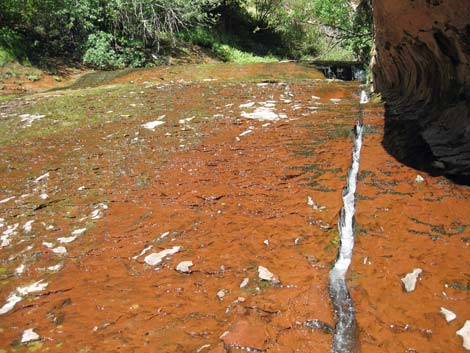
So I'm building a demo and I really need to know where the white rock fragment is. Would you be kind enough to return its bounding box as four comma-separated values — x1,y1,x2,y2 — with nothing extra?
132,245,153,260
440,307,457,323
241,107,283,122
17,280,48,296
77,186,86,191
0,196,16,204
20,114,45,127
39,193,49,200
415,175,425,183
401,268,423,292
51,246,67,255
196,344,211,353
240,278,249,289
330,98,341,104
47,263,64,272
258,266,276,282
176,261,193,273
15,264,26,276
144,246,181,266
457,321,470,350
90,209,103,220
0,293,23,315
158,231,170,241
23,220,34,233
42,241,54,249
238,126,255,137
217,289,226,300
72,228,87,236
21,328,40,343
307,196,319,210
263,239,270,246
239,102,255,108
57,236,77,244
34,172,50,183
312,95,321,100
1,223,19,247
142,120,165,130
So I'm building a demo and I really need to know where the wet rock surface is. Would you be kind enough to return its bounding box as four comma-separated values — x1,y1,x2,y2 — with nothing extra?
1,62,469,352
372,0,470,179
353,104,470,352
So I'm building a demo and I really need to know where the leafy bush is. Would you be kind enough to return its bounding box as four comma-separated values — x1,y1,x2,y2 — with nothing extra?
83,32,124,70
213,43,278,63
0,28,27,66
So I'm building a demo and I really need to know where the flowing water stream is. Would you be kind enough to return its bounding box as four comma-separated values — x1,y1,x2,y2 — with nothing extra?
329,89,367,353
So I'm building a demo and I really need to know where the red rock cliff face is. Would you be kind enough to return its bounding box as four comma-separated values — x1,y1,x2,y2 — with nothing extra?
372,0,470,180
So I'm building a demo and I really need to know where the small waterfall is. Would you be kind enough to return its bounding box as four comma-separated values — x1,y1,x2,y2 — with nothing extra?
329,89,367,353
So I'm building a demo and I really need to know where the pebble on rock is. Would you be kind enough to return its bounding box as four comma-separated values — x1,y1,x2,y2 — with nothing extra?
21,328,40,343
401,268,422,292
239,278,249,289
440,307,457,323
176,261,193,273
144,246,181,266
457,321,470,350
258,266,277,282
217,289,226,300
415,175,425,183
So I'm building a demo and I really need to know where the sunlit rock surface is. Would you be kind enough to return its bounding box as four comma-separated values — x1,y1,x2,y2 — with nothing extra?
372,0,470,179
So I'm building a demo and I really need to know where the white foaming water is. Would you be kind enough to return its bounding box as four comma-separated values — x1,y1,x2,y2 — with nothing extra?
330,121,363,281
360,90,369,104
329,89,366,353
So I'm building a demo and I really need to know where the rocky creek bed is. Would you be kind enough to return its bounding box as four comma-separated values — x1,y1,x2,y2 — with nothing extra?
0,62,469,352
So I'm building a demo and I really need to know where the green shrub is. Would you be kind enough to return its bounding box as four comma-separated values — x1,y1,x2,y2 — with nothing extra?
83,32,124,70
0,28,27,66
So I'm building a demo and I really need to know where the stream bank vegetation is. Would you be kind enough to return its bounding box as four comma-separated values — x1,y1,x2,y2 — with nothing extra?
0,0,373,77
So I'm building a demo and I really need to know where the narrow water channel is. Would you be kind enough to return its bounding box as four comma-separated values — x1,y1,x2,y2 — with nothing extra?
329,89,368,353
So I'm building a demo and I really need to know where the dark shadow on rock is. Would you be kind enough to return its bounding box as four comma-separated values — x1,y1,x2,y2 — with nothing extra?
382,101,470,186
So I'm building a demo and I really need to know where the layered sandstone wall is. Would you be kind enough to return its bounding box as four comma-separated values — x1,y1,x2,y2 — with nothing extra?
372,0,470,179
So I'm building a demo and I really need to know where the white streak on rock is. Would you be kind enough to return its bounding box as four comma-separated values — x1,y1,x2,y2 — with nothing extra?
72,228,87,236
144,246,181,266
239,102,255,108
48,263,64,272
401,268,423,292
0,196,15,204
142,120,165,130
20,114,45,127
34,172,50,183
158,231,170,241
132,245,153,260
57,236,77,244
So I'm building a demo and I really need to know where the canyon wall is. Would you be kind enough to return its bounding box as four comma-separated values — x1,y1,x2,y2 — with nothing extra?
372,0,470,180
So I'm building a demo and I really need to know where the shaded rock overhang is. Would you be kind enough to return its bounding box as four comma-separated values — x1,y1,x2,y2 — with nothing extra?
371,0,470,181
